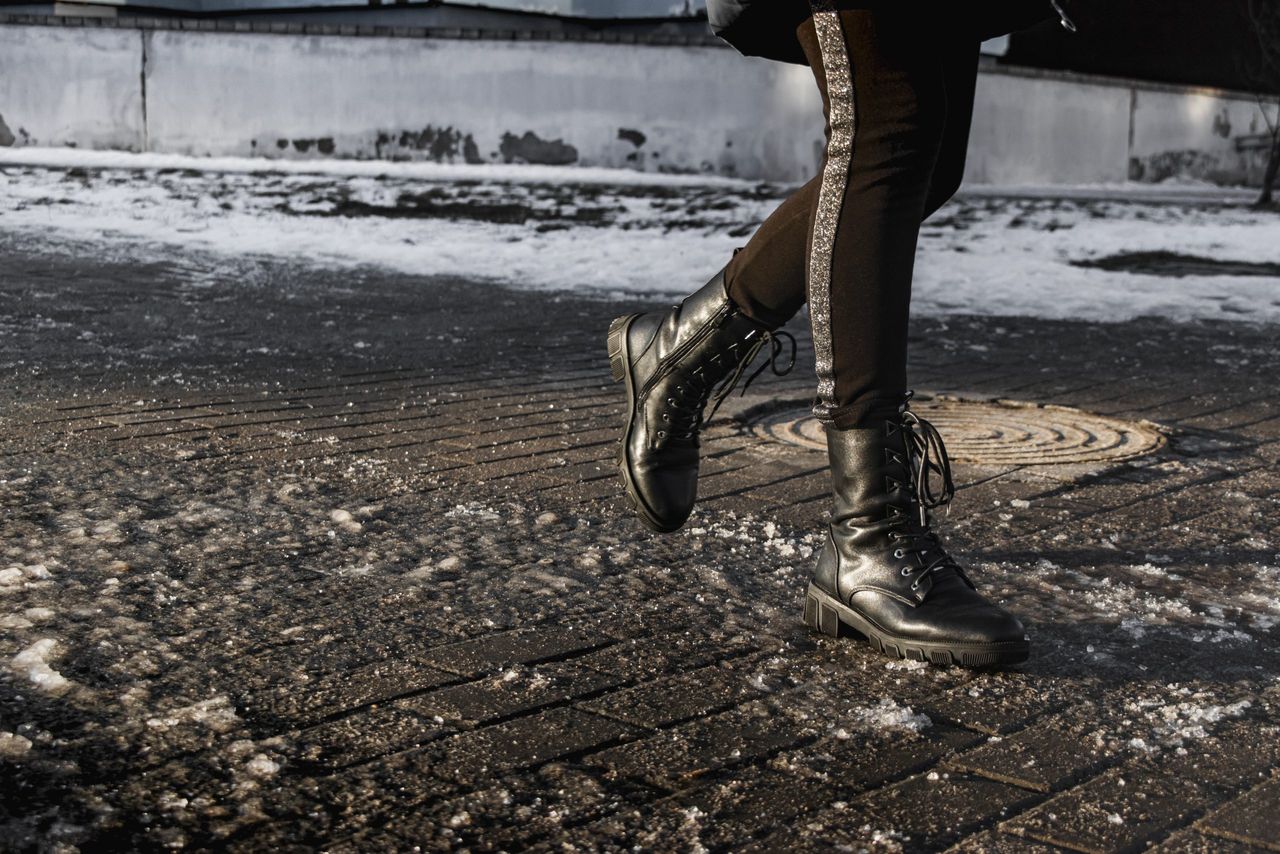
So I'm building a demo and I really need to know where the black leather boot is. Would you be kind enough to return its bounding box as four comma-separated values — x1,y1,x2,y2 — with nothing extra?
803,397,1030,667
607,269,794,533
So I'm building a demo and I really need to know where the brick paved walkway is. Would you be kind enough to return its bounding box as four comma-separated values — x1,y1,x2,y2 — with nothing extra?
1,229,1277,852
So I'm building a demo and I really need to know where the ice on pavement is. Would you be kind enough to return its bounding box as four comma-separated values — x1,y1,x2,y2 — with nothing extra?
2,150,1278,324
10,638,71,693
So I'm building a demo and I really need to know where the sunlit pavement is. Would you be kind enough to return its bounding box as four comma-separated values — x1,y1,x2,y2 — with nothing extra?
2,229,1278,851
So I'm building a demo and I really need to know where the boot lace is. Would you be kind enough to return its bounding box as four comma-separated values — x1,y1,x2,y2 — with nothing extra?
883,395,962,591
659,329,796,445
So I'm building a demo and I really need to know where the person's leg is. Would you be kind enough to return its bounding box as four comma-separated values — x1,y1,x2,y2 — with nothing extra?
798,4,1028,667
723,23,980,353
722,175,819,329
922,37,980,219
604,3,980,537
802,5,949,427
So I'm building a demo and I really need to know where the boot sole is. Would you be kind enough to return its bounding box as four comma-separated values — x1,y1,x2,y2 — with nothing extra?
608,314,683,534
802,583,1030,669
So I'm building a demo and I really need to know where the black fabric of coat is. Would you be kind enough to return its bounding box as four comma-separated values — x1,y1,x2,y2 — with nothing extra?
706,0,1056,64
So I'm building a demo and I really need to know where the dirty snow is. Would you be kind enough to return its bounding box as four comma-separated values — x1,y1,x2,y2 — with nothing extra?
145,695,241,733
1123,690,1252,750
10,638,70,693
2,150,1278,325
0,731,33,759
841,699,932,734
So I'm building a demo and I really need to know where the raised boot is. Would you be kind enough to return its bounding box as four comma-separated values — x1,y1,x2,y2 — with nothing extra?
607,269,794,533
803,398,1030,667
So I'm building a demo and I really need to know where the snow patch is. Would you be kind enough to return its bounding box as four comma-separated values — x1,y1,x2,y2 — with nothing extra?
243,754,281,778
844,699,932,733
145,695,240,733
4,156,1279,325
11,639,70,693
0,731,33,759
1126,692,1252,749
0,147,750,188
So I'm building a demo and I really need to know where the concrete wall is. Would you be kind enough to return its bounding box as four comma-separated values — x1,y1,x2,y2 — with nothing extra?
966,69,1134,185
140,28,824,181
0,19,1271,186
1129,86,1275,185
0,24,144,150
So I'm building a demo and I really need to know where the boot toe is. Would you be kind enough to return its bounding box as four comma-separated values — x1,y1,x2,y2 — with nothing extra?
632,459,698,530
847,587,1028,648
908,597,1027,646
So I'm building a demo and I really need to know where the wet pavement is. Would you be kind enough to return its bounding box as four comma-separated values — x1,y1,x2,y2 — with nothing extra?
1,227,1278,852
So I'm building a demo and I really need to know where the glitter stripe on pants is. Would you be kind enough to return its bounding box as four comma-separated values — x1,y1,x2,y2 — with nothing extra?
807,3,857,423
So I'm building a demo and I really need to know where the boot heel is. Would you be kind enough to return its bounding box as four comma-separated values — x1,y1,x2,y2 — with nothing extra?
803,589,842,638
607,315,635,384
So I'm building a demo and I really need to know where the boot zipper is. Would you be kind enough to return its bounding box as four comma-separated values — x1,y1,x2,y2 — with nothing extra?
637,303,735,401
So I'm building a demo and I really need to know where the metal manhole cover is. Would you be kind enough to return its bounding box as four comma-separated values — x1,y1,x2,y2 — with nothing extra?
751,396,1166,466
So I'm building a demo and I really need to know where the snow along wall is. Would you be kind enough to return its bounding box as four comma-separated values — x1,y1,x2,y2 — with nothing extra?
0,17,1272,186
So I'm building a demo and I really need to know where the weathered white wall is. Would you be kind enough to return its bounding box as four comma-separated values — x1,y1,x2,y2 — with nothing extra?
967,69,1133,185
0,25,144,149
1128,87,1271,184
0,21,1271,186
141,30,823,181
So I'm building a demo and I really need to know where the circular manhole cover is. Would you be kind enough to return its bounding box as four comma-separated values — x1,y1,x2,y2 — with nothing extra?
751,396,1165,466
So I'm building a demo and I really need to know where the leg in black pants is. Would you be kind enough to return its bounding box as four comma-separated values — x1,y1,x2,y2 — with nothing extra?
723,8,980,428
737,4,1027,665
606,2,1028,667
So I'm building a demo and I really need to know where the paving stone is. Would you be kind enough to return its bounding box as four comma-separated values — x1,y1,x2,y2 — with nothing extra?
1155,828,1277,853
1158,721,1280,794
582,705,803,791
242,660,458,726
396,661,626,725
747,771,1042,852
945,829,1078,852
568,630,744,681
669,767,845,846
856,771,1044,848
948,708,1117,792
1195,777,1280,851
771,722,982,789
921,676,1072,736
340,764,639,852
578,660,766,728
1003,766,1216,853
420,624,615,677
408,707,640,786
293,705,452,769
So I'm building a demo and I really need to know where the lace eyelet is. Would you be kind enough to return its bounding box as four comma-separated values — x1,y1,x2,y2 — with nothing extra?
893,549,905,559
900,566,912,576
910,581,920,590
657,430,666,438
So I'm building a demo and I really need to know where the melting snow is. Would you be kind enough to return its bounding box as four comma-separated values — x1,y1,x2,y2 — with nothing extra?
2,150,1278,324
0,731,33,759
844,699,932,733
10,639,70,693
1125,691,1252,750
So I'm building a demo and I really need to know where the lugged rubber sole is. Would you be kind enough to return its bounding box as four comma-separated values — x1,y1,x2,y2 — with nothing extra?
607,314,682,534
802,582,1030,669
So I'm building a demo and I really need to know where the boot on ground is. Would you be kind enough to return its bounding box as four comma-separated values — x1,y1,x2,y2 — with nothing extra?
803,396,1030,667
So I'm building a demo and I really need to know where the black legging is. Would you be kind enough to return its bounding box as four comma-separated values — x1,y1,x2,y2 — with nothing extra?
723,7,979,429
